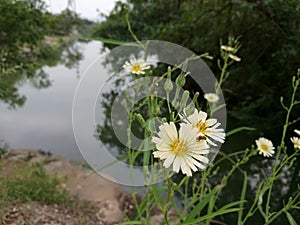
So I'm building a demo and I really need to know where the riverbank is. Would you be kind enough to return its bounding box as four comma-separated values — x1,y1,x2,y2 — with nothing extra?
0,149,127,224
0,149,180,225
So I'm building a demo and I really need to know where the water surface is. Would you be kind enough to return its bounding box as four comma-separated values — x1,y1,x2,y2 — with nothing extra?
0,41,104,162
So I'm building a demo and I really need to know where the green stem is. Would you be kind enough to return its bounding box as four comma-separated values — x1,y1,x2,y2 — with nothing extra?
125,6,145,50
279,78,298,150
216,56,229,94
265,192,300,225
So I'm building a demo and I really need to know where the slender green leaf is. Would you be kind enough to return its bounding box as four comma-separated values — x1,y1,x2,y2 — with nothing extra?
96,155,128,172
182,208,241,224
285,211,298,225
226,127,256,137
119,221,143,225
185,187,219,221
220,200,246,210
238,172,248,225
78,36,138,46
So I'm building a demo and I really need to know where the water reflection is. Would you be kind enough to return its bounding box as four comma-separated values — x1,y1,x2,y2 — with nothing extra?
0,38,82,109
0,41,103,161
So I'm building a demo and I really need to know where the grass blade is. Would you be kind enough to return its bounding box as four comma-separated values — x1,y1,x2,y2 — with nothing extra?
182,208,241,224
185,187,219,221
226,127,256,137
285,211,297,225
120,222,143,225
78,36,138,46
238,172,248,225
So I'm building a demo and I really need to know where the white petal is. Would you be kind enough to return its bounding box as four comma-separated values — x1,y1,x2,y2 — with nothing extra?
165,122,178,141
198,111,208,121
179,123,197,141
189,153,209,164
181,162,192,177
163,153,175,168
206,119,217,126
173,156,182,173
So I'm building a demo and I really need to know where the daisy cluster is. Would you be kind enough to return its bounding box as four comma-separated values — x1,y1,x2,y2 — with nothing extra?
152,109,225,177
220,45,241,62
254,129,300,158
122,59,226,177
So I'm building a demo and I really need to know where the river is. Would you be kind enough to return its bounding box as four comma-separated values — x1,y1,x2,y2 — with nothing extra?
0,41,103,162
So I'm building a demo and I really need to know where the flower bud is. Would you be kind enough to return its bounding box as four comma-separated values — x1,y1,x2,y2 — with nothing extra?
164,79,173,93
185,103,195,116
136,113,146,128
180,90,190,110
176,74,186,87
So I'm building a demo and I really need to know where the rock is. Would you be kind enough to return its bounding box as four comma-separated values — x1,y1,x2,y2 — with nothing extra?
3,148,53,164
149,213,179,225
97,200,124,224
119,193,143,219
44,160,125,203
149,208,179,225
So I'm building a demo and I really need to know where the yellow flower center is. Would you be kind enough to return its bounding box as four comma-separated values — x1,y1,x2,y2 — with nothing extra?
171,139,188,156
261,144,268,151
196,120,207,134
132,64,141,73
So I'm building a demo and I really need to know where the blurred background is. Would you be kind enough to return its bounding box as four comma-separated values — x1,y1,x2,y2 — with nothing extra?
1,0,300,224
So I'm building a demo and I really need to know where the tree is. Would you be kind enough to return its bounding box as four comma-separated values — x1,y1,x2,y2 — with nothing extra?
91,0,300,132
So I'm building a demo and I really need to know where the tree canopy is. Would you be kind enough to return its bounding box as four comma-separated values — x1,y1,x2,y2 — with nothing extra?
0,0,84,108
92,0,300,133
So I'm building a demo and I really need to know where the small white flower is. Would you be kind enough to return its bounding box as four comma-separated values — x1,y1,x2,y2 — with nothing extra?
152,122,209,177
291,137,300,149
123,59,150,74
229,54,241,62
204,93,219,103
221,45,235,52
255,137,275,157
182,109,225,146
294,129,300,136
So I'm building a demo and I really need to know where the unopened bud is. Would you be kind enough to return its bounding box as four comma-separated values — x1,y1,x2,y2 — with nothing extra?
192,92,199,103
185,103,195,116
164,79,173,93
162,117,167,123
176,74,186,87
180,90,190,110
136,113,146,128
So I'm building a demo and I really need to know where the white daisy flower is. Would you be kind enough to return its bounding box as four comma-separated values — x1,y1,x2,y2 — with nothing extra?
123,59,150,74
291,137,300,149
204,93,219,102
229,54,241,62
255,137,275,157
152,122,209,177
182,109,225,146
221,45,235,52
294,129,300,136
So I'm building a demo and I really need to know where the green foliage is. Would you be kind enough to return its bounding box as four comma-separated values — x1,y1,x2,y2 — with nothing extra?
0,163,68,205
92,0,300,131
95,28,300,223
0,0,49,53
49,9,84,36
0,141,9,157
0,0,84,108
